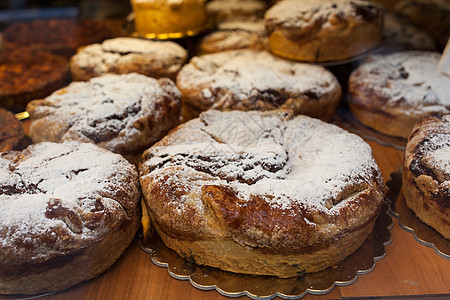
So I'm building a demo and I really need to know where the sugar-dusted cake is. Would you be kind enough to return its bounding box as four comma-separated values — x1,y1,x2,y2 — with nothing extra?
139,110,386,277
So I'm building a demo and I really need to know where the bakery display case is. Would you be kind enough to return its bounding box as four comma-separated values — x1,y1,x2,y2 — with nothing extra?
1,0,449,299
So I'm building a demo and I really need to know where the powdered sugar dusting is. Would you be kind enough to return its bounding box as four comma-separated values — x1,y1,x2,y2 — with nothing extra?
0,141,139,257
418,116,450,181
141,110,381,214
424,146,450,178
351,51,450,115
265,0,376,29
29,73,181,153
177,50,339,109
71,37,187,79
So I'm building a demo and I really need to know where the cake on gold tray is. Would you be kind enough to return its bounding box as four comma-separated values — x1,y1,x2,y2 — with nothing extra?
140,201,392,298
130,0,209,39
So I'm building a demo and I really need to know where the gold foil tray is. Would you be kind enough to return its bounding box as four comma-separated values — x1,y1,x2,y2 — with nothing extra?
387,170,450,259
130,28,207,40
334,106,407,151
140,201,392,299
123,15,214,41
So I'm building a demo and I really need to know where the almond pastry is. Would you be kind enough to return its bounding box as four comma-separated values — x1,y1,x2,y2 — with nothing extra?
70,37,188,81
139,110,385,278
27,73,181,163
348,51,450,138
264,0,384,62
176,49,342,121
403,114,450,239
0,141,141,294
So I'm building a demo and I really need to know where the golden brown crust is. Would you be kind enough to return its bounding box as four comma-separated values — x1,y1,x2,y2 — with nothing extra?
140,110,385,277
264,0,383,62
196,20,268,55
348,51,450,138
176,50,342,122
0,219,140,294
0,141,141,294
151,211,378,277
402,114,450,239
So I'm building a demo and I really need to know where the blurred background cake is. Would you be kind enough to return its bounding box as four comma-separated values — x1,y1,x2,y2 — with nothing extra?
130,0,208,38
264,0,384,62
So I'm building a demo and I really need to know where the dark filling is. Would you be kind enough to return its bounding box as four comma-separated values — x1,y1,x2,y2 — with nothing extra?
146,150,287,185
409,129,450,208
80,99,142,143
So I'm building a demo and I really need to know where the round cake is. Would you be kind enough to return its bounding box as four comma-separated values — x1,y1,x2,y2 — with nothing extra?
0,141,141,294
0,108,25,152
264,0,384,62
0,49,70,112
1,19,111,58
139,109,386,278
176,49,342,121
131,0,208,37
403,114,450,239
196,19,268,54
26,73,181,162
348,51,450,139
70,37,188,81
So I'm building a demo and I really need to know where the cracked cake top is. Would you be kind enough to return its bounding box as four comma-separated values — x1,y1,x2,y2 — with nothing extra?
0,141,140,264
139,110,385,251
27,73,181,156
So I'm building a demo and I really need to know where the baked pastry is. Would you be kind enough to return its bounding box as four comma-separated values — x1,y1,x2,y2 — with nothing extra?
206,0,268,23
1,19,111,58
131,0,208,37
0,141,141,294
70,37,188,81
0,49,70,113
27,73,181,162
176,49,342,121
264,0,384,62
403,114,450,239
382,13,436,52
348,51,450,139
394,0,450,50
196,19,268,54
139,109,386,278
0,108,25,152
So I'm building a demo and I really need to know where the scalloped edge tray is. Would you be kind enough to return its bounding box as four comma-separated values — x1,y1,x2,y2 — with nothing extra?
140,201,392,299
